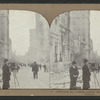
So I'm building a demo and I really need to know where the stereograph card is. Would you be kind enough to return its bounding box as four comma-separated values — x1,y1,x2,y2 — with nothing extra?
0,4,99,96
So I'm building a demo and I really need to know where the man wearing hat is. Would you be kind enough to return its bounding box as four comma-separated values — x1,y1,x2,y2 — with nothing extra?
69,61,79,89
82,59,91,89
32,61,39,79
2,59,11,89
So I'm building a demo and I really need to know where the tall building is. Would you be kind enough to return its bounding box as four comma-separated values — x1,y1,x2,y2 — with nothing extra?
28,13,50,64
0,10,10,66
29,29,41,62
70,11,91,66
35,13,49,52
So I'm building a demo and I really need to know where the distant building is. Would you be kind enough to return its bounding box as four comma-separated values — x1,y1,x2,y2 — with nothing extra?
29,29,40,62
28,13,50,64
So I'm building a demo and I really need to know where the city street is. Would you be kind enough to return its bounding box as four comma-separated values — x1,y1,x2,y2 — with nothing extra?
0,66,100,89
3,66,49,89
10,66,49,89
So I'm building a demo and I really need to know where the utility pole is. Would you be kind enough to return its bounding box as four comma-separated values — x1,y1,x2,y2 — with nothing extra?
68,12,70,62
7,10,9,59
88,10,90,62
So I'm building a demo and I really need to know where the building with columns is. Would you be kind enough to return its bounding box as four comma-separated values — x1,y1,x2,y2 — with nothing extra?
50,12,74,72
50,10,94,70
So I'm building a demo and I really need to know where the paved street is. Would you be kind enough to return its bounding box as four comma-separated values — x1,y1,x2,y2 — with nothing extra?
9,66,49,89
0,66,100,89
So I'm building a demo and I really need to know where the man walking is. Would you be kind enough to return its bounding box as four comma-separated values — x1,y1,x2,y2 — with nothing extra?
2,59,11,89
32,61,39,79
82,59,91,89
69,61,79,89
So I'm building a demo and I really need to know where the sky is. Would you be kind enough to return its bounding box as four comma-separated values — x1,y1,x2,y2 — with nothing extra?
90,10,100,55
9,10,36,56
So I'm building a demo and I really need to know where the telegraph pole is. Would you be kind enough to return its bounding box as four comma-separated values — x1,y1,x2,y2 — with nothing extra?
68,12,70,62
88,10,90,62
7,10,9,59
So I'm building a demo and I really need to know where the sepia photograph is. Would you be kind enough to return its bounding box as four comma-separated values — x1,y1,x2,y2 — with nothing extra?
0,10,100,90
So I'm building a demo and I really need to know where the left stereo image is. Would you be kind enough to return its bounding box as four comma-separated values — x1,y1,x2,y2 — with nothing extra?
0,10,50,89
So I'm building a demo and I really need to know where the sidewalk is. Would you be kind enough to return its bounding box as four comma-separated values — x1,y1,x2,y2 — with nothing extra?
50,68,100,89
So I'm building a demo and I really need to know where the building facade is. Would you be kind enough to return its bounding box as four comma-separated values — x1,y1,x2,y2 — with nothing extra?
28,13,50,65
50,11,94,70
50,12,74,72
70,11,92,66
0,10,11,66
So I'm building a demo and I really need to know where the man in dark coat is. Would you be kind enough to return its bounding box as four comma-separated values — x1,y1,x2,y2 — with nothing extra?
82,59,91,90
69,61,79,89
32,61,39,79
2,59,11,89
